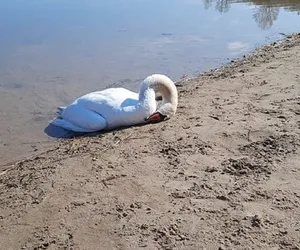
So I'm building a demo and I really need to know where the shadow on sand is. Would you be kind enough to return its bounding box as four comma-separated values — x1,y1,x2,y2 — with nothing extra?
44,123,86,139
44,122,151,139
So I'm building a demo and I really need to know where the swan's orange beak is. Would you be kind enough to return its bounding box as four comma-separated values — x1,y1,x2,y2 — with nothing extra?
145,112,167,123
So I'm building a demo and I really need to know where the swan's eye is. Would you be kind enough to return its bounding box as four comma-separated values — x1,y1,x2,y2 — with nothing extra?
155,95,163,101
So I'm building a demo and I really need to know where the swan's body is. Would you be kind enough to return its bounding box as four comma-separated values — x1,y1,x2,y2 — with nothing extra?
50,74,178,132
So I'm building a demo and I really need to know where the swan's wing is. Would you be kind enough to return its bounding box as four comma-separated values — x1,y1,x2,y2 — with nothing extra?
75,88,140,121
77,88,139,108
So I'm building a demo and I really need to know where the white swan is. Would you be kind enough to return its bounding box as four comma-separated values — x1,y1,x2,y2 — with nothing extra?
50,74,178,132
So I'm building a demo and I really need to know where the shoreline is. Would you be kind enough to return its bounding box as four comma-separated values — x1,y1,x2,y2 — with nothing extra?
0,33,300,249
0,33,297,167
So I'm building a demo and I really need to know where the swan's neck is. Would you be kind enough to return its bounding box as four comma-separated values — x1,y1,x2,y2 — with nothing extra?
160,86,177,107
138,82,156,112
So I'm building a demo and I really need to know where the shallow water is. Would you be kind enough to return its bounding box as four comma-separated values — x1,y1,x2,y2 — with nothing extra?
0,0,299,163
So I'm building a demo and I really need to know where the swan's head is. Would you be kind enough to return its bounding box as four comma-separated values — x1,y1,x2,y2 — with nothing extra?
144,74,178,123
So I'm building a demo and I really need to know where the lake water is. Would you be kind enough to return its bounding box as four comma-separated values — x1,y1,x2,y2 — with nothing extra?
0,0,299,164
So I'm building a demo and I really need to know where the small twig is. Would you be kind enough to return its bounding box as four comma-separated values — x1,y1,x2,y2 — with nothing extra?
0,170,7,176
114,140,121,146
102,175,119,182
247,129,251,141
208,115,220,121
113,134,133,147
127,136,148,140
20,140,54,145
101,174,127,187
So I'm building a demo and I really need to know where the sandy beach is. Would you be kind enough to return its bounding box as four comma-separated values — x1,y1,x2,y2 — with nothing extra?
0,33,299,250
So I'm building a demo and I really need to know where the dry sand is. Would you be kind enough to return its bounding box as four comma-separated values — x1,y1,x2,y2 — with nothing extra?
0,33,300,250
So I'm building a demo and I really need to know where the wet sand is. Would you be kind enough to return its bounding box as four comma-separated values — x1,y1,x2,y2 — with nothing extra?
0,33,300,249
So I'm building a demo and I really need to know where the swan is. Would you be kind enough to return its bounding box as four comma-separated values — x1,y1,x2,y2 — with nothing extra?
50,74,178,132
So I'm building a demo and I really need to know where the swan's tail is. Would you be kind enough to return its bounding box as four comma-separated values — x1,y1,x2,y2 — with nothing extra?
56,106,66,118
